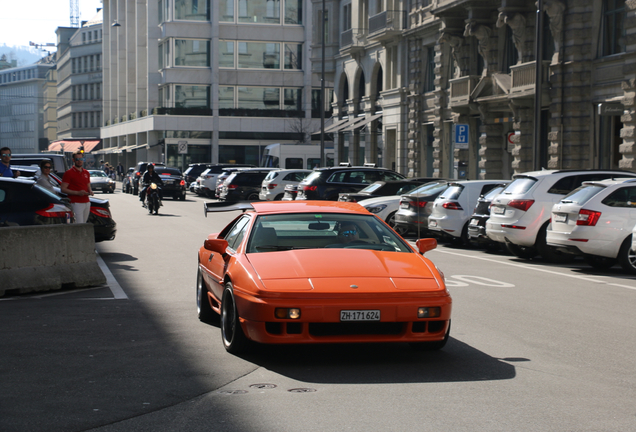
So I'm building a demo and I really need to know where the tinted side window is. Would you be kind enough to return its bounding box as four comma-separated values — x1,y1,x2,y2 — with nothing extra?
602,186,636,207
285,158,303,169
546,176,579,194
361,171,381,183
381,171,404,181
328,171,348,183
225,216,251,250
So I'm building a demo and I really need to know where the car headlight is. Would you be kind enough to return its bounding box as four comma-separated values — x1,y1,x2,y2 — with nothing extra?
365,204,387,214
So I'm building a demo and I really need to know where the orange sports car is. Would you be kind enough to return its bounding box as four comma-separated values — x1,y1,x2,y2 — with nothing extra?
197,200,452,354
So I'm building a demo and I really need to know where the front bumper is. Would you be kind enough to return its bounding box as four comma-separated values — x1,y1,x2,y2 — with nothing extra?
235,293,452,345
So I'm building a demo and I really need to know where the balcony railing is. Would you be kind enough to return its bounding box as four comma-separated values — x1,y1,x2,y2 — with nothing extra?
369,10,406,36
510,61,550,95
340,28,366,50
448,76,480,107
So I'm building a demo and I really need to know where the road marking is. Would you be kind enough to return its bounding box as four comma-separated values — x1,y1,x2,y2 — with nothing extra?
96,253,128,299
433,249,636,291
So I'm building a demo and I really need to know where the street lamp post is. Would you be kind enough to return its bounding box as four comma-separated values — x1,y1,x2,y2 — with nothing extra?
319,0,326,167
533,0,545,171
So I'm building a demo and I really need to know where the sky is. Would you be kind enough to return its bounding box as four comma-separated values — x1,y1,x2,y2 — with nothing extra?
0,0,103,49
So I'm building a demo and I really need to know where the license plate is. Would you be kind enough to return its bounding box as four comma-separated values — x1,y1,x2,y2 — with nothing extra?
165,180,174,184
340,310,380,321
429,220,438,227
400,202,410,209
492,206,505,215
554,213,567,223
470,218,479,226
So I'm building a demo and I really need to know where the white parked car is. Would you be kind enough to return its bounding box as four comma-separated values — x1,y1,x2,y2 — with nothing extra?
259,169,311,201
546,178,636,273
428,180,507,245
197,164,255,197
359,195,407,235
486,169,636,262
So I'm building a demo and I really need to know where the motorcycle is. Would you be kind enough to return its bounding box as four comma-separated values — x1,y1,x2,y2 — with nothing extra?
146,182,162,215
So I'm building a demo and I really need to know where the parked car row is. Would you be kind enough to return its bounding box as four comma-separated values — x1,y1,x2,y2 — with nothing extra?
353,169,636,275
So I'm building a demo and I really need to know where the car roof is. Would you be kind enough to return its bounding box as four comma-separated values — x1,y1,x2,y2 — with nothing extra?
581,178,636,187
514,169,636,179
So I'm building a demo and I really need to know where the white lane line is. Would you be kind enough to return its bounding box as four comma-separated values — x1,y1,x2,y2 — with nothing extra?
96,253,128,299
432,249,636,291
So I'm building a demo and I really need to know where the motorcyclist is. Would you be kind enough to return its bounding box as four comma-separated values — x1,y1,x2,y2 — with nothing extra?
139,164,164,207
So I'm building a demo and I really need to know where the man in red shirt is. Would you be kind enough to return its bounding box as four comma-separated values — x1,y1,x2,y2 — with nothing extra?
61,151,94,223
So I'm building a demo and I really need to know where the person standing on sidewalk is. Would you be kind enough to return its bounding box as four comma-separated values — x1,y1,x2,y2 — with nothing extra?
61,151,94,223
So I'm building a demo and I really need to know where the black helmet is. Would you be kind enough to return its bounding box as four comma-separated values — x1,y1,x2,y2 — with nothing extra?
147,163,154,169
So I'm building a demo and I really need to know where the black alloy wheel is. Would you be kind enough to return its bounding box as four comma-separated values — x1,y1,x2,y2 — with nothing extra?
618,236,636,275
220,282,249,354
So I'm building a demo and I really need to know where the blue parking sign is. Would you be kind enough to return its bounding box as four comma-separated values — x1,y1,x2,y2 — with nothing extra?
454,124,469,149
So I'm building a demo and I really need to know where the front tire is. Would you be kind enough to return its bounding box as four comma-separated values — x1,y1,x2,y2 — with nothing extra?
618,236,636,275
196,267,216,322
221,282,249,354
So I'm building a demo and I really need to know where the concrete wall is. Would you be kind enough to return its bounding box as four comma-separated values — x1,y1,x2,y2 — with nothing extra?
0,224,106,296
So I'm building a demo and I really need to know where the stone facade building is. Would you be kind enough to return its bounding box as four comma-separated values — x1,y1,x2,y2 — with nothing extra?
318,0,636,178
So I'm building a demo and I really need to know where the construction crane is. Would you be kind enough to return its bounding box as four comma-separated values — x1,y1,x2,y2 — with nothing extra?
70,0,80,27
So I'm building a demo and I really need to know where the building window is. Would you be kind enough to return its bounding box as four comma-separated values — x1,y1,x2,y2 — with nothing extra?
602,0,626,56
238,0,280,24
238,42,280,69
284,0,302,24
220,0,234,21
219,87,235,109
237,87,280,109
219,41,235,68
343,3,352,31
283,88,302,110
174,0,210,20
424,46,435,92
284,43,302,69
174,39,210,67
96,54,101,70
175,85,210,108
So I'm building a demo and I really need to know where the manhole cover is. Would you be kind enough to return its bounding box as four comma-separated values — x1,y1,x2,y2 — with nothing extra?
249,383,277,389
218,390,248,395
288,388,317,393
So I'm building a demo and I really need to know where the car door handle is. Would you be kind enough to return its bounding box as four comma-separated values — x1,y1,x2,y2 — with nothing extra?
209,254,213,262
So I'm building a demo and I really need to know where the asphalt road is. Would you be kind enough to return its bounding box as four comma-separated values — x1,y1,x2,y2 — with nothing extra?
2,186,636,432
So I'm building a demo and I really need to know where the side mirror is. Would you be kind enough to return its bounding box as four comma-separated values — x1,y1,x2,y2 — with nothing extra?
204,238,228,255
416,238,437,254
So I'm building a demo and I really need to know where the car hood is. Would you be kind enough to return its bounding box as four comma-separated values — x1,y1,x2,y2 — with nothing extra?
90,178,110,183
247,249,442,295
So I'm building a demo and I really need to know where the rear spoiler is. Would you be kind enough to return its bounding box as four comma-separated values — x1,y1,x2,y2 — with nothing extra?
204,201,254,217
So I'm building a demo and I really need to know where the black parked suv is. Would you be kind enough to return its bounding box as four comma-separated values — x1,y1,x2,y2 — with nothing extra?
296,164,405,201
218,168,275,201
131,161,166,195
154,167,187,200
183,163,212,186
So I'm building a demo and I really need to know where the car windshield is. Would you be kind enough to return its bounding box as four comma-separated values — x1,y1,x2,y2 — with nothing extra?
90,171,108,178
359,182,384,193
502,177,536,194
439,184,464,200
561,184,605,205
484,186,505,201
247,213,412,253
410,181,448,196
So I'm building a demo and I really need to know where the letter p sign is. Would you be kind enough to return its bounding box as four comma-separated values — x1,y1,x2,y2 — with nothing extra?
454,124,469,149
